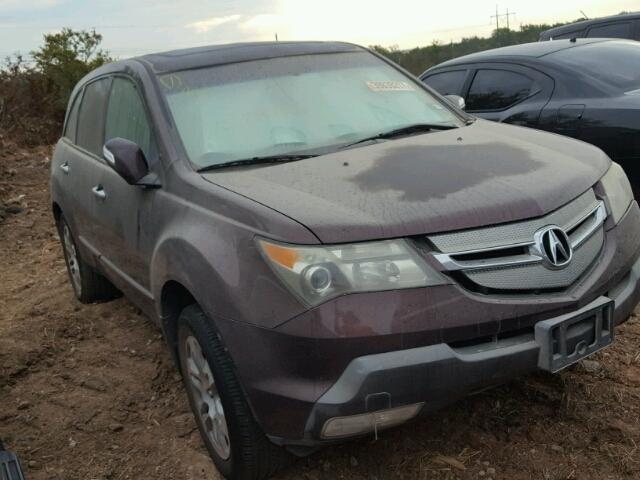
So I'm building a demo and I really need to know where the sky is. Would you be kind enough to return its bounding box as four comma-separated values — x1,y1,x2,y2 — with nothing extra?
0,0,638,60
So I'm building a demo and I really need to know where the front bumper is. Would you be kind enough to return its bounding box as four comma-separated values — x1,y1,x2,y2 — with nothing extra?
214,202,640,446
302,264,640,444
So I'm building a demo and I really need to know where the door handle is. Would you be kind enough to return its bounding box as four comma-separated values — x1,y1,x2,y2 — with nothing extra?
92,185,107,200
60,162,70,174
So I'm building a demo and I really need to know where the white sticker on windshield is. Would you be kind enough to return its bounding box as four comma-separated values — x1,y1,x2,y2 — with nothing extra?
366,81,415,92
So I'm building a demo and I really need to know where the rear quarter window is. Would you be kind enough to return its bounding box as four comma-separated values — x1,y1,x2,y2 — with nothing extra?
76,77,111,156
422,70,467,96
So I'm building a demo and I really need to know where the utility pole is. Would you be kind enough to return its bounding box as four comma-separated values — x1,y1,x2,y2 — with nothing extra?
490,6,517,32
491,4,500,32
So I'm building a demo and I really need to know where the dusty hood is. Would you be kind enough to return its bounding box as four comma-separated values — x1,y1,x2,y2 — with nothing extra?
202,120,610,243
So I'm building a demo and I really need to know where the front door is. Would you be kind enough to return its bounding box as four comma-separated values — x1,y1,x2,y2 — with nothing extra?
91,76,159,313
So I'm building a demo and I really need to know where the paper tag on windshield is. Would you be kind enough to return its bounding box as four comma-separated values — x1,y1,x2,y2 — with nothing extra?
366,81,415,92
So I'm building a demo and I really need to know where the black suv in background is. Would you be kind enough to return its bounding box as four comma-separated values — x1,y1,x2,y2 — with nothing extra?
539,13,640,41
421,39,640,197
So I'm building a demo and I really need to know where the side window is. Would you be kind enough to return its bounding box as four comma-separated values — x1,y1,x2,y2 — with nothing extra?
77,78,111,156
423,70,467,96
553,29,584,40
466,69,536,111
105,77,153,162
63,89,83,142
587,22,632,39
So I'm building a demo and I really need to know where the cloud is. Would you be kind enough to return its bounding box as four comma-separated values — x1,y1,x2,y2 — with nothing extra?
239,13,287,38
186,14,242,33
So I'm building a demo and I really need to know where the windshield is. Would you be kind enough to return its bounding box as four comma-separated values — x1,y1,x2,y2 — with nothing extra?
547,41,640,93
159,51,462,168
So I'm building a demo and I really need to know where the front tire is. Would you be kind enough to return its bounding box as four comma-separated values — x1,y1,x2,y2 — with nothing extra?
177,305,290,480
57,215,119,303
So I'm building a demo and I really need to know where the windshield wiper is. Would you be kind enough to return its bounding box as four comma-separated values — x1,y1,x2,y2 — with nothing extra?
197,154,318,172
342,123,458,149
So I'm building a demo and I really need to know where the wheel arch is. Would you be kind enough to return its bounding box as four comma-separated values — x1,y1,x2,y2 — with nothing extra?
159,279,198,364
52,201,62,225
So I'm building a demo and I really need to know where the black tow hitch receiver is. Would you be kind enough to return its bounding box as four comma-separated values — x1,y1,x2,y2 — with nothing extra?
0,449,26,480
535,296,614,373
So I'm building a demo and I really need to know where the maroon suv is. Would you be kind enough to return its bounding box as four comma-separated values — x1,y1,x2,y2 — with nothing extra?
50,41,640,479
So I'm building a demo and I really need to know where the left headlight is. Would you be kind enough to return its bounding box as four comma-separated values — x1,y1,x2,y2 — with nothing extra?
599,162,633,224
258,238,447,306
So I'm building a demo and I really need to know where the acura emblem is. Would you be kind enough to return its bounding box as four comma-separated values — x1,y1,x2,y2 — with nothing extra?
534,226,573,269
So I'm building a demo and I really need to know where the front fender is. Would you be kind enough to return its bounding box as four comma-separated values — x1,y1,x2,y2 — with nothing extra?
150,220,308,331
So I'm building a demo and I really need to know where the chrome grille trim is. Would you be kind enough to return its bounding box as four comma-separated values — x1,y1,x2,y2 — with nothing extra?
432,201,606,273
568,200,607,249
464,230,603,290
429,190,597,253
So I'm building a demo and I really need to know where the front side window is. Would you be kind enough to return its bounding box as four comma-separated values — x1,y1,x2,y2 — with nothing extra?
553,29,584,40
423,70,468,96
466,69,535,111
76,78,111,156
587,22,632,39
105,77,154,161
159,51,463,168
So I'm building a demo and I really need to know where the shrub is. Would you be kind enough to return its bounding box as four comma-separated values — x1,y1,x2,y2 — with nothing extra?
0,29,111,146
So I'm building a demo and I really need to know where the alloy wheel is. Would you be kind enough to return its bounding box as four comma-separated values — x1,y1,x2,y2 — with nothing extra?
62,223,82,295
184,335,231,460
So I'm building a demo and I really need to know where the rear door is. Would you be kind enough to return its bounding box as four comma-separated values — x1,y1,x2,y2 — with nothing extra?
462,64,554,127
90,75,158,310
62,77,112,258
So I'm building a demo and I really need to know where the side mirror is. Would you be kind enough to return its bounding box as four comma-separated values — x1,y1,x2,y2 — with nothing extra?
103,138,149,185
444,94,466,110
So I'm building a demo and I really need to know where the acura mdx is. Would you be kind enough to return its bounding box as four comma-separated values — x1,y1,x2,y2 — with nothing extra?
50,41,640,480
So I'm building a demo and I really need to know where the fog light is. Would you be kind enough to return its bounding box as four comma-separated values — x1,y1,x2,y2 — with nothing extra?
321,403,424,439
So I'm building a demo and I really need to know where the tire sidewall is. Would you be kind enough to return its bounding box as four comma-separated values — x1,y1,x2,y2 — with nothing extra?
57,215,83,299
177,307,237,478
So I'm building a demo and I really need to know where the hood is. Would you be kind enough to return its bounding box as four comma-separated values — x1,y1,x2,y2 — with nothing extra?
202,120,610,243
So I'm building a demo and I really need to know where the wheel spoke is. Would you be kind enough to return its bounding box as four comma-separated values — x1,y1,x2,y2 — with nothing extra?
186,358,207,396
62,224,82,294
184,335,231,460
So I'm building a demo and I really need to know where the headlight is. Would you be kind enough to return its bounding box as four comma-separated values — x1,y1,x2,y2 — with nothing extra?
599,162,633,224
258,238,447,306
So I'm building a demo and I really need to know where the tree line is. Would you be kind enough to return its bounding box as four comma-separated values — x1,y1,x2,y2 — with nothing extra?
370,23,570,75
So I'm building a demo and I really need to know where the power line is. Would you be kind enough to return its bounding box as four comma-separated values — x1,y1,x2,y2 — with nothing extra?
490,5,517,30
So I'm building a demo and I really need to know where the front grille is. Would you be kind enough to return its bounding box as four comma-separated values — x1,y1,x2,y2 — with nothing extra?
429,190,606,293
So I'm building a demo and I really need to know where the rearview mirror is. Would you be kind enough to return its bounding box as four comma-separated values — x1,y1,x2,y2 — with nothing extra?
103,138,149,185
444,94,466,110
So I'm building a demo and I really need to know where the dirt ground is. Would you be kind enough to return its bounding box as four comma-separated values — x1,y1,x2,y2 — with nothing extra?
1,142,639,480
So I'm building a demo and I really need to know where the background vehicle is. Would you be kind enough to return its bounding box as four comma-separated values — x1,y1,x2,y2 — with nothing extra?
420,38,640,197
539,12,640,41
